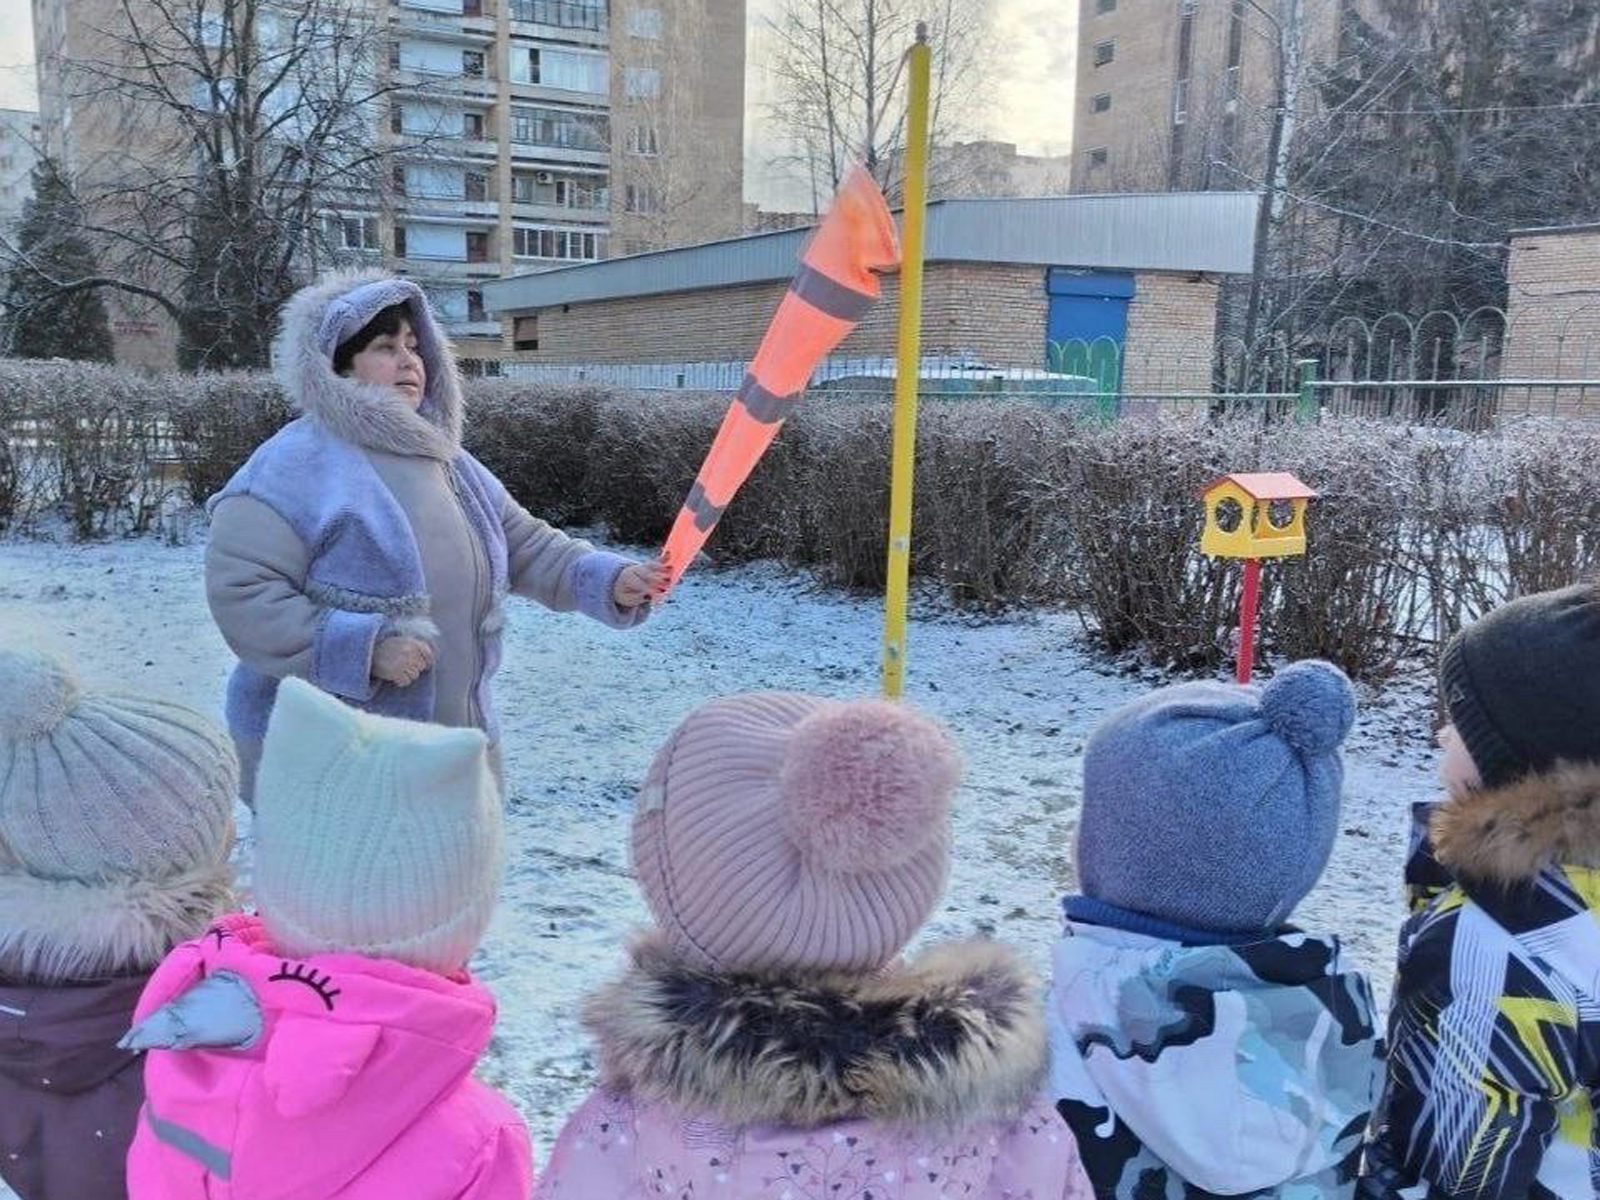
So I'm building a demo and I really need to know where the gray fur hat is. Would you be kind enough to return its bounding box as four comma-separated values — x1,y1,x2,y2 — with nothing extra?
271,269,463,461
0,642,238,982
1077,660,1356,937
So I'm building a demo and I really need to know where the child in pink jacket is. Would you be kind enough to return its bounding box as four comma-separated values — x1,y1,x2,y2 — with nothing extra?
121,678,533,1200
538,691,1093,1200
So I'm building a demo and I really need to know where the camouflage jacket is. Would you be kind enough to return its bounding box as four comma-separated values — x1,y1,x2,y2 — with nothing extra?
1050,910,1380,1200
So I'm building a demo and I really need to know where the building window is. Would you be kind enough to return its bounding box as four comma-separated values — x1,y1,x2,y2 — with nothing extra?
1093,40,1115,67
1227,0,1246,68
324,214,379,252
510,105,609,150
513,226,604,260
517,46,609,93
1168,123,1187,187
509,0,606,31
626,125,660,155
462,50,485,78
513,315,539,351
466,231,490,262
627,7,664,37
624,66,660,99
1087,147,1108,168
468,290,487,322
465,171,488,201
465,111,486,139
393,226,407,257
1090,93,1111,114
624,183,663,213
389,106,403,134
392,164,406,195
389,42,401,70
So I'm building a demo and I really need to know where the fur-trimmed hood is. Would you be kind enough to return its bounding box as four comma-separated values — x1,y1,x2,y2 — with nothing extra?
1431,758,1600,887
272,269,464,460
0,863,234,985
584,934,1049,1130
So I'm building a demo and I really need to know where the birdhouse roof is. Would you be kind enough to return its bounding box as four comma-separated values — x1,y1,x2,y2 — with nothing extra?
1201,472,1318,501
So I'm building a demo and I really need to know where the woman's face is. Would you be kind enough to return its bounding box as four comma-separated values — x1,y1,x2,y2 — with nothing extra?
348,316,426,410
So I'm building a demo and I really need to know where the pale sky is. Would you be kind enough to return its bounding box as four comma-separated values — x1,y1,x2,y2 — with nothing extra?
0,0,1076,205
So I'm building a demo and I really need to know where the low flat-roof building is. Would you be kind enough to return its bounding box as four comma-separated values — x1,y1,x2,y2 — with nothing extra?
483,191,1258,393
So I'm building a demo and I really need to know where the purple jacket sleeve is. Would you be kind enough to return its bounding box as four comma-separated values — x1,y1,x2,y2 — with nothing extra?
312,609,384,702
570,550,650,630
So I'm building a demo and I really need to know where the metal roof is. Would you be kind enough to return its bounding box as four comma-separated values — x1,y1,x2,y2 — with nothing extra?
1509,222,1600,238
484,191,1260,314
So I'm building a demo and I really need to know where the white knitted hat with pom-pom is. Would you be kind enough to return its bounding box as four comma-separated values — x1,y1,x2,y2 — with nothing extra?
632,691,961,973
0,639,238,982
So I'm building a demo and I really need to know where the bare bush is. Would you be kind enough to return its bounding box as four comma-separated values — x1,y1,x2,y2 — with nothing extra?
5,363,1600,685
167,373,293,507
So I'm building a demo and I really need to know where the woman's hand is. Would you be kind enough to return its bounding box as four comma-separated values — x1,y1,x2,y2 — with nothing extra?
613,558,670,609
372,636,434,687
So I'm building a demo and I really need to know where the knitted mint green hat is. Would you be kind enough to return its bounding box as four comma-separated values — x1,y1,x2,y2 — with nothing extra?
252,679,504,976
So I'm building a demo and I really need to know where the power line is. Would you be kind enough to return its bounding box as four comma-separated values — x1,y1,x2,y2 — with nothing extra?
1349,99,1600,117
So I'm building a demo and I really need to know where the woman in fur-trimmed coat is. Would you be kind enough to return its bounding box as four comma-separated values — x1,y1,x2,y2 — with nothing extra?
0,642,237,1200
538,690,1093,1200
205,270,664,800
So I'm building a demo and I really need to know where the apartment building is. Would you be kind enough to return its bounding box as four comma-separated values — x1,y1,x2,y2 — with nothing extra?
32,0,747,364
0,110,39,234
1072,0,1356,194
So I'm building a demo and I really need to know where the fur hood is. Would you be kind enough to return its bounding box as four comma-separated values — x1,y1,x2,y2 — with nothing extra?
584,934,1049,1131
272,268,464,460
0,863,234,985
1432,758,1600,887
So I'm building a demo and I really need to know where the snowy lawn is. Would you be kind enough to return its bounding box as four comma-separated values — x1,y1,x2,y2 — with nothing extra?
0,532,1436,1158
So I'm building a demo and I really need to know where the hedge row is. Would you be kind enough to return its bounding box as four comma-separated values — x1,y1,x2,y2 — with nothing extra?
4,360,1598,681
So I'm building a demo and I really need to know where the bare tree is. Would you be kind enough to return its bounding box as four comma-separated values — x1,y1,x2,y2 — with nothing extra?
766,0,994,208
17,0,406,369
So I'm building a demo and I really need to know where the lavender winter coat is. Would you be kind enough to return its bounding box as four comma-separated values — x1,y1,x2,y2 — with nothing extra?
204,271,645,797
537,936,1094,1200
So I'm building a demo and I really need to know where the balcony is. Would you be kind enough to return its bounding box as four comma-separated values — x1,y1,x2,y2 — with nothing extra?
443,318,504,338
396,255,502,279
396,194,500,223
390,66,498,101
509,141,608,169
394,133,501,161
508,0,607,34
390,7,496,42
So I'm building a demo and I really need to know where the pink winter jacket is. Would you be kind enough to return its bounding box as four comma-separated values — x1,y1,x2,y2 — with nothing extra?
537,935,1093,1200
125,913,534,1200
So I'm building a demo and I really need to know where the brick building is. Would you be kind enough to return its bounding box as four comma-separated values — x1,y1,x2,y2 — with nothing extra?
483,192,1258,392
1073,0,1371,194
1505,224,1600,403
31,0,746,365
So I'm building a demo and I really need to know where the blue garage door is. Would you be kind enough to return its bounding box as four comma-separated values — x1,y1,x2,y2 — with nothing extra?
1046,269,1134,390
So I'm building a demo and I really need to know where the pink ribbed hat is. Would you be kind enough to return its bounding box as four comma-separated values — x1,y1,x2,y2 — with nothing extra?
631,691,960,973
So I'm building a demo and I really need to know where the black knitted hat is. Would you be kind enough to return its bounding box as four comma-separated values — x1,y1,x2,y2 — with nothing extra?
1439,582,1600,790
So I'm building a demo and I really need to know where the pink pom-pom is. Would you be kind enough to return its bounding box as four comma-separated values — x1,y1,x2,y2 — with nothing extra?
779,699,960,874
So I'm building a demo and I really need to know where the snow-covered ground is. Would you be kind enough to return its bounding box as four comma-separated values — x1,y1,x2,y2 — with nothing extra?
0,531,1437,1167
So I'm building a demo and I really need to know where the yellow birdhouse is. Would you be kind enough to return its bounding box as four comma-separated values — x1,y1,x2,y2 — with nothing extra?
1200,472,1317,560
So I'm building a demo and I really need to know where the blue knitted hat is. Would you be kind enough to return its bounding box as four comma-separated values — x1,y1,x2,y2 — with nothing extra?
1076,660,1356,936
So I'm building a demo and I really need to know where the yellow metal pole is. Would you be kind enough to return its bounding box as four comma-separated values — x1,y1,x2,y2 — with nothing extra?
881,24,931,699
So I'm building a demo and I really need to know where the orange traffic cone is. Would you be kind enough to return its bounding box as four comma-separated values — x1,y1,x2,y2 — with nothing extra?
662,166,900,590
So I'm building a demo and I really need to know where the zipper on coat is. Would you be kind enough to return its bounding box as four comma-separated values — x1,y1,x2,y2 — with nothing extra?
447,464,487,732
